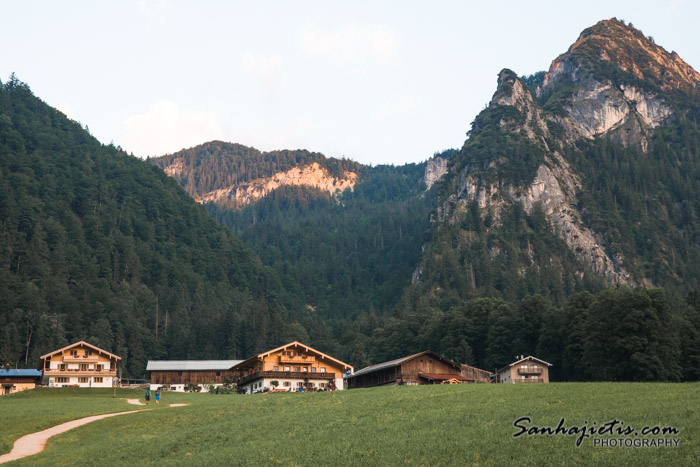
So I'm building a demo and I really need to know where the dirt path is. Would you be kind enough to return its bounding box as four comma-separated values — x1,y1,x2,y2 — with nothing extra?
0,409,148,464
0,400,191,464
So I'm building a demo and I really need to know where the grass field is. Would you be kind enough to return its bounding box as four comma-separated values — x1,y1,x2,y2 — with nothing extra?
1,383,698,465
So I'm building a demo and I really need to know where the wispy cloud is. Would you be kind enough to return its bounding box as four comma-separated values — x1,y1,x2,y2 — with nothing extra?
124,100,224,157
298,24,401,65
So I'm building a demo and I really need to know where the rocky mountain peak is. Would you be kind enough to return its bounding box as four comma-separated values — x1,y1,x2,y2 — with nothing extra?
543,18,700,94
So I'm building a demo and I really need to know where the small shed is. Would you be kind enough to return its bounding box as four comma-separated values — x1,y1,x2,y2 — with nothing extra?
0,369,42,395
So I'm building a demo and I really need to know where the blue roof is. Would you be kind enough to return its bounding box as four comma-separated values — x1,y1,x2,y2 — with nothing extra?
0,369,42,377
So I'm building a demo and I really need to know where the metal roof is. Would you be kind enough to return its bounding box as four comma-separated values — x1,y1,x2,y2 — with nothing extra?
146,360,242,371
0,369,43,377
348,352,426,378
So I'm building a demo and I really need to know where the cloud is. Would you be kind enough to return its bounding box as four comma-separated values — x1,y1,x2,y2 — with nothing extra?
240,53,285,90
124,100,225,157
298,24,401,65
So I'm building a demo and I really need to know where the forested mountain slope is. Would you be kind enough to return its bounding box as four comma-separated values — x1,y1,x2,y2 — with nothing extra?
0,77,306,376
152,143,448,328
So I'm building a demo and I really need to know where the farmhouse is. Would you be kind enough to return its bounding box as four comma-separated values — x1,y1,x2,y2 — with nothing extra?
345,351,485,389
40,341,120,388
146,360,243,391
495,355,552,383
0,369,42,395
233,341,352,394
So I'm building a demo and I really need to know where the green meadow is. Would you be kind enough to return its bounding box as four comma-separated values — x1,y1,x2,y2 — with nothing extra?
1,384,698,466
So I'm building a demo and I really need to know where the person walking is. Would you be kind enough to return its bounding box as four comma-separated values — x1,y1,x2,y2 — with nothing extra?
155,388,161,405
145,388,151,405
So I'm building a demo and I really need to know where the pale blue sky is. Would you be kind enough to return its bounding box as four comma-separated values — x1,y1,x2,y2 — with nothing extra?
2,1,698,165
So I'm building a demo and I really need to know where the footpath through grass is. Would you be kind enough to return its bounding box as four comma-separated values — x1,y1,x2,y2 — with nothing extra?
3,383,699,466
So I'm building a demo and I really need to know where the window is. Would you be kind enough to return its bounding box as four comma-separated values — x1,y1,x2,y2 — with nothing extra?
320,367,326,373
284,366,290,372
94,377,103,383
273,366,279,371
284,381,290,387
70,350,77,356
216,371,221,377
60,364,66,370
311,368,316,373
294,367,300,372
96,365,103,371
80,364,87,371
302,367,308,372
57,377,68,383
79,377,88,383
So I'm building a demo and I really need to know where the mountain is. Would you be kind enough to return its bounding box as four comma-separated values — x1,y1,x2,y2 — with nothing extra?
413,18,700,304
151,144,447,332
372,19,700,381
0,77,307,376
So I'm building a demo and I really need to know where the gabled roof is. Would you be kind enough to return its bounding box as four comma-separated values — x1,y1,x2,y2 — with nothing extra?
346,351,460,378
498,355,552,373
40,341,121,361
232,341,353,371
146,360,243,371
0,369,42,378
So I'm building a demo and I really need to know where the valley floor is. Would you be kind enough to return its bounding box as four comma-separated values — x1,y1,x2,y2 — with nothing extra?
1,384,697,465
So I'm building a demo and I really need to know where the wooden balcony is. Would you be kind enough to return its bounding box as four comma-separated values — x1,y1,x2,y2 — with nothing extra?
279,355,316,364
45,369,116,377
239,371,334,386
517,367,544,375
62,356,100,363
514,378,545,383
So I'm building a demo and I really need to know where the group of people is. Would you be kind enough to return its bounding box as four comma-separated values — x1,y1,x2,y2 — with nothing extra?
144,388,161,405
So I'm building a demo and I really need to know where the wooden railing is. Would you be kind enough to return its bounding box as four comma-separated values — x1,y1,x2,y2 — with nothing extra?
517,367,544,375
279,355,316,364
62,356,100,363
44,369,115,376
239,371,334,386
514,378,544,383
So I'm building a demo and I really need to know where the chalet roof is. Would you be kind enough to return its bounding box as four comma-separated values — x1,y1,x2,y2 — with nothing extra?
40,341,121,361
347,351,459,378
231,341,353,371
497,355,553,373
0,369,42,377
146,360,243,371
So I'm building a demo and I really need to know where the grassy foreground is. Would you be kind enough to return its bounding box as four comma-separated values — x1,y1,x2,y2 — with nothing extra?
1,383,698,465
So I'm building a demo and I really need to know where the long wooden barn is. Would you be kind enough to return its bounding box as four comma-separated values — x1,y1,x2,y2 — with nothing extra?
345,351,488,389
146,360,242,391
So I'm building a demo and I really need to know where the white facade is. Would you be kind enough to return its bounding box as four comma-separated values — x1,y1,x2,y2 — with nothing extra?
48,375,113,388
241,377,340,394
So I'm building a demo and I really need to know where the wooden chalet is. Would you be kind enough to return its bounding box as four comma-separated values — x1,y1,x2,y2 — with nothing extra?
345,350,488,389
232,341,353,394
146,360,243,391
495,355,552,383
40,341,121,388
0,369,42,395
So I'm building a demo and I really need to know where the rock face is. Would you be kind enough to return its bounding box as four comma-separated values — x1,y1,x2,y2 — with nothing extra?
193,162,358,207
424,156,448,190
419,18,700,287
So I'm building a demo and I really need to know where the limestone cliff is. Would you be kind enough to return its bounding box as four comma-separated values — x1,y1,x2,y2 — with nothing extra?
424,156,448,190
192,162,358,207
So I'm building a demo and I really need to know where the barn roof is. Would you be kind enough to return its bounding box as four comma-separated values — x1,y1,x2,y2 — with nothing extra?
347,351,460,378
0,369,43,377
146,360,243,371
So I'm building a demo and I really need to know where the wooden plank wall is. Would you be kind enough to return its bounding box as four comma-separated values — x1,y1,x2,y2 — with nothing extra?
150,370,241,385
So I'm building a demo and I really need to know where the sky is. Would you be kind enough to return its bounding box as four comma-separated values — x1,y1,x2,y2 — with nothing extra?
1,1,698,166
